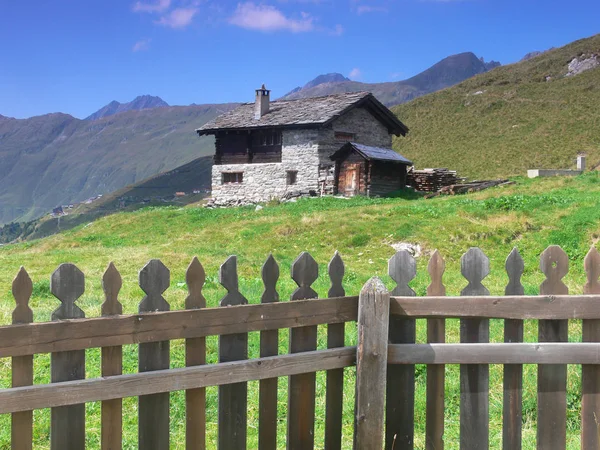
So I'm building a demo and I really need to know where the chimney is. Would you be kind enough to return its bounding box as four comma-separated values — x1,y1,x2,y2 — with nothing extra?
254,84,270,120
577,153,586,171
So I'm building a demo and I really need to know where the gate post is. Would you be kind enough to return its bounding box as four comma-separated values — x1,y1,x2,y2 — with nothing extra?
354,277,390,450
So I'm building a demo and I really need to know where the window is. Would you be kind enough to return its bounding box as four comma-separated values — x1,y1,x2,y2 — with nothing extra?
222,172,243,184
286,170,298,185
252,131,282,147
335,131,355,142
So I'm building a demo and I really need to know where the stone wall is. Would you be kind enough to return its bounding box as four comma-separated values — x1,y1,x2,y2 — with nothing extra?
317,106,393,193
211,129,321,203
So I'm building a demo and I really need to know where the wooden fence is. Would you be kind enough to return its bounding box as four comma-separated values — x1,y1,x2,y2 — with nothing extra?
3,245,600,449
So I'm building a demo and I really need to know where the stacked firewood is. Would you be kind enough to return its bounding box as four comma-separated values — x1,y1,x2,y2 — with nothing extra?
407,168,463,192
425,179,513,198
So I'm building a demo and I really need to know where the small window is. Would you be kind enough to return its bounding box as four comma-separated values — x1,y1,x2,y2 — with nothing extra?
222,172,243,184
286,170,298,186
335,131,355,142
252,131,282,147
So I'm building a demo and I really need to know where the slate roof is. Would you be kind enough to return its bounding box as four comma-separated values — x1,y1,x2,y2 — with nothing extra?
196,92,408,136
332,142,413,165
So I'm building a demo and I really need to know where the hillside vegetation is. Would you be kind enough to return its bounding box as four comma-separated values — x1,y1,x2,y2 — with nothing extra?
0,104,236,225
1,174,600,448
393,34,600,179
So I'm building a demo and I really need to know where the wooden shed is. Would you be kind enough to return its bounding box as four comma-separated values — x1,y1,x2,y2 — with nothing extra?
330,142,413,197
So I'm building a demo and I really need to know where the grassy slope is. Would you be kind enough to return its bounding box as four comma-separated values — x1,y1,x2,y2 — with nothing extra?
1,174,600,447
393,34,600,179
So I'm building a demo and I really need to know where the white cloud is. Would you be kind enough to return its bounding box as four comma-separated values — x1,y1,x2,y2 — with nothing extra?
132,39,152,52
133,0,171,13
229,2,314,33
390,71,404,80
349,68,362,80
156,7,199,29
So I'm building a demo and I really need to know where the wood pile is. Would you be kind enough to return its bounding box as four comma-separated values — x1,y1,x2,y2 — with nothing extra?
425,179,513,198
407,168,463,192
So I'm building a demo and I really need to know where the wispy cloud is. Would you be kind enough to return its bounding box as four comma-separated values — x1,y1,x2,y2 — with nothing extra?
229,2,314,33
356,5,387,14
330,24,344,36
349,68,362,80
390,71,404,80
133,0,171,13
156,7,199,29
132,38,152,52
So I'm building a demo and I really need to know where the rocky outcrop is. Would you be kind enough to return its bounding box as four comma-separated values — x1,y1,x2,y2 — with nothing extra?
566,55,599,77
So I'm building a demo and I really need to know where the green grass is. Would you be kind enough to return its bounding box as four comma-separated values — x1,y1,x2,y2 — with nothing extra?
1,174,600,448
393,33,600,180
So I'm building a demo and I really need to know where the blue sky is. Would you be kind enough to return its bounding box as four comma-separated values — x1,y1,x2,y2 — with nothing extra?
1,0,599,119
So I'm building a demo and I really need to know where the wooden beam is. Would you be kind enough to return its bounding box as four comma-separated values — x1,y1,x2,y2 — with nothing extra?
388,343,600,364
0,296,358,358
390,295,600,319
0,347,356,415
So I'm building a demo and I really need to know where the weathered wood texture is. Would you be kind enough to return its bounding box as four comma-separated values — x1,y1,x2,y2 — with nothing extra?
426,251,446,450
582,246,600,450
185,257,207,450
218,256,249,450
287,252,319,450
503,248,524,450
138,260,171,450
386,251,417,450
354,278,390,450
50,264,86,450
101,263,123,450
537,246,569,450
459,248,490,450
388,343,600,364
12,267,33,450
325,252,345,450
0,347,357,414
259,255,279,450
0,296,359,359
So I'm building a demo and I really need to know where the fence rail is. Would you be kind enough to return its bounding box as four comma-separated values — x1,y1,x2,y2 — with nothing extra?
2,245,600,449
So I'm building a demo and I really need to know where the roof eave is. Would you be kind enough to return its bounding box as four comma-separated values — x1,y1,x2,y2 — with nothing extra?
196,122,326,136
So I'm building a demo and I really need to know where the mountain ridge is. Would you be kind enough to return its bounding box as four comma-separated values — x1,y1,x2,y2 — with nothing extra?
85,95,169,121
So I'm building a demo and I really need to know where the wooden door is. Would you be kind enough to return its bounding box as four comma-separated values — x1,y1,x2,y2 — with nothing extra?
344,164,360,196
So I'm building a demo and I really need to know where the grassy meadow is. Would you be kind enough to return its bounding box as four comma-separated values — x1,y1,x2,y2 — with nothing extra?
1,173,600,448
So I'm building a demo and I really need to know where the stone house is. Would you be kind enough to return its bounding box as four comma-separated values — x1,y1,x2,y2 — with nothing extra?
196,85,410,203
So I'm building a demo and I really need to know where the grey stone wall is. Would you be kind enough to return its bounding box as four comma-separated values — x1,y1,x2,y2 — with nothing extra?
317,106,393,192
210,107,395,203
211,129,321,203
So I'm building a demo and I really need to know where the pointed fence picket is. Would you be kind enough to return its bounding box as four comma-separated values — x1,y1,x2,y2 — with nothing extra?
4,245,600,449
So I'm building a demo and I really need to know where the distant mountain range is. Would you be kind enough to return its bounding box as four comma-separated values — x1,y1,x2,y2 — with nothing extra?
0,50,502,226
85,95,169,120
280,52,500,106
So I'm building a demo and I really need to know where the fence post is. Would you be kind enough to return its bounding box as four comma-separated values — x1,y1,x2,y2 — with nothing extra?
185,257,207,450
426,251,446,450
582,246,600,449
287,252,319,450
354,277,390,450
459,248,490,450
503,248,524,450
138,260,171,450
325,251,345,450
101,263,123,450
50,264,86,450
537,246,569,450
218,256,248,450
12,267,34,450
259,254,279,450
386,250,416,450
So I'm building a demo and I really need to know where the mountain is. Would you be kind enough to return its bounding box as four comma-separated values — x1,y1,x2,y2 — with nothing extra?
0,103,237,225
392,33,600,179
521,48,555,62
85,95,169,120
280,52,501,106
284,73,350,97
